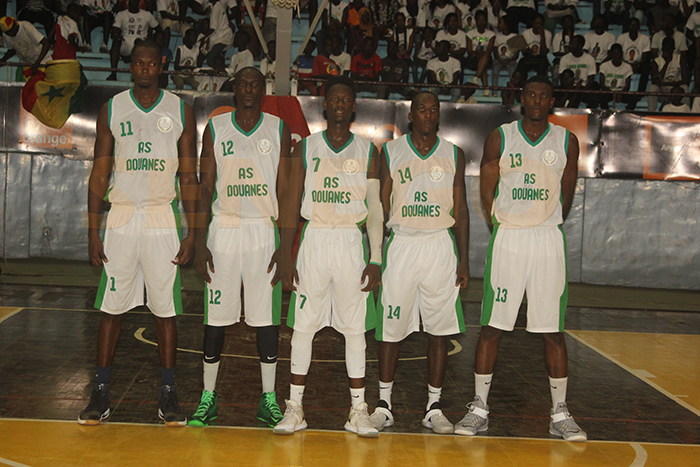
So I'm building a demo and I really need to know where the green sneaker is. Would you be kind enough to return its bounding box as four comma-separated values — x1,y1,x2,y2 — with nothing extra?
257,391,283,427
188,390,218,427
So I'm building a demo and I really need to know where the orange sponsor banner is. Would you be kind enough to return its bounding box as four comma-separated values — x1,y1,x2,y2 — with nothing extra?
18,105,74,150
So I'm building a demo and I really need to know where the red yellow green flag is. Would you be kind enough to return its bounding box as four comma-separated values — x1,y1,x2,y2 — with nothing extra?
21,59,87,129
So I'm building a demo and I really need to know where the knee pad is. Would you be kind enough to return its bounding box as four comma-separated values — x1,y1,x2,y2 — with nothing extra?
256,325,279,363
344,333,367,379
203,325,225,364
290,331,315,376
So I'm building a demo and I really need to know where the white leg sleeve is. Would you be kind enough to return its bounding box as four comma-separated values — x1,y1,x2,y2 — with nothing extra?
344,333,367,379
290,330,315,376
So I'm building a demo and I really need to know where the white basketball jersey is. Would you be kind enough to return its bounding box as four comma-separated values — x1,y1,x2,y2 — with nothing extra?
300,131,372,228
385,134,456,235
107,89,184,208
210,111,282,227
493,121,569,229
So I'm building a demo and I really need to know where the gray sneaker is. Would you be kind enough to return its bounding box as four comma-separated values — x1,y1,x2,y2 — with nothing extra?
369,399,394,431
454,395,489,436
421,402,453,434
549,402,587,442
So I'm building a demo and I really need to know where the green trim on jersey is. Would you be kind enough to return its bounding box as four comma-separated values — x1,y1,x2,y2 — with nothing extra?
491,179,500,227
302,137,307,170
360,227,377,331
278,118,284,141
108,98,113,129
180,99,185,129
564,129,570,154
231,110,263,137
382,142,390,170
367,141,373,173
129,89,164,113
208,118,216,145
558,225,569,332
407,133,440,160
322,130,354,154
517,120,550,147
287,221,310,329
272,219,282,325
480,225,499,326
497,126,505,156
448,229,466,333
374,230,395,341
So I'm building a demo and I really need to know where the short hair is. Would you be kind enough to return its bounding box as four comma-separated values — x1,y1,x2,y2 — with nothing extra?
524,75,554,93
661,37,675,49
325,75,356,99
235,66,264,81
411,90,439,110
609,43,622,53
444,12,459,24
131,39,161,57
531,13,544,23
572,34,585,45
474,9,488,20
560,69,574,78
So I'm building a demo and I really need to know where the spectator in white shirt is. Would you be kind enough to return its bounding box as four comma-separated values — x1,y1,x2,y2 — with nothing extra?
504,0,538,34
559,34,600,106
173,28,200,89
584,15,617,65
605,0,631,32
206,0,234,66
617,17,651,109
551,14,575,84
436,12,467,60
412,24,435,82
648,37,689,111
492,16,519,89
465,10,495,93
544,0,578,33
517,13,551,76
80,0,115,53
227,30,254,75
260,39,276,77
0,16,52,76
661,86,691,112
330,33,352,75
651,12,687,57
429,0,457,29
107,0,158,80
427,39,462,101
157,0,194,49
599,43,633,108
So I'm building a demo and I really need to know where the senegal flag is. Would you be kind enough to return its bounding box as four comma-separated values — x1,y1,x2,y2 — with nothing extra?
21,59,87,129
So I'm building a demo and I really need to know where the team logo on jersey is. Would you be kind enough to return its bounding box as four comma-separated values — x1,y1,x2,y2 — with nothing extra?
258,139,272,154
542,150,557,166
129,18,135,23
157,117,173,133
430,166,444,182
343,159,359,174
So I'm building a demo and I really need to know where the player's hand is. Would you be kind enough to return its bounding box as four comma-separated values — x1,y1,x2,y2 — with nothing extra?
455,262,470,289
267,249,284,286
278,255,299,291
361,263,381,292
173,235,195,265
88,231,108,266
194,244,215,283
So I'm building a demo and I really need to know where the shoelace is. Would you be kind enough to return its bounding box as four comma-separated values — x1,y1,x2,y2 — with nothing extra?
555,415,581,433
193,393,214,417
264,393,283,419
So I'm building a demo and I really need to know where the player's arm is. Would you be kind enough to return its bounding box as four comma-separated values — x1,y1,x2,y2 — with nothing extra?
173,103,198,265
362,144,382,292
480,128,502,227
378,145,392,222
193,123,217,282
277,138,306,291
561,132,579,221
268,122,293,285
87,102,115,267
453,146,470,288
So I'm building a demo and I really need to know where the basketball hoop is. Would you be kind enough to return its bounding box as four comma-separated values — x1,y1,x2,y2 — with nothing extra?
271,0,299,9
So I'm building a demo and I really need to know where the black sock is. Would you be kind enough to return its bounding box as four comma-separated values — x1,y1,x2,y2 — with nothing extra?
95,366,111,387
161,367,175,386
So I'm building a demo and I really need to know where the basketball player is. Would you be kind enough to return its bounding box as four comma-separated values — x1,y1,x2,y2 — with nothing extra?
370,91,470,434
272,76,383,438
454,76,586,441
80,39,197,426
189,67,292,427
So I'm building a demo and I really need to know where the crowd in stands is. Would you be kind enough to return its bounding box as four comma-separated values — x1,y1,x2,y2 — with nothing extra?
1,0,700,112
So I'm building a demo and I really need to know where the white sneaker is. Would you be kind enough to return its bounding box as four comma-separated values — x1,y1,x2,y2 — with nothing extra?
369,400,394,431
273,399,307,435
421,402,453,434
345,402,379,438
483,89,491,97
99,43,109,53
470,77,480,85
454,396,489,436
550,402,587,442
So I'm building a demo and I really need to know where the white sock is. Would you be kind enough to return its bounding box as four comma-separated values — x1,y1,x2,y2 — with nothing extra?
379,380,393,409
350,387,365,409
203,361,220,393
290,383,305,406
260,362,277,394
549,376,568,410
426,384,441,411
475,373,493,404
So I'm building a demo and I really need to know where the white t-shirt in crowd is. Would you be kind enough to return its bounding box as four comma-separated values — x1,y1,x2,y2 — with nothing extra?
330,51,352,74
466,28,495,51
113,9,158,50
495,32,518,60
522,28,552,54
617,31,651,65
210,0,234,46
599,60,633,90
584,30,617,63
1,21,51,64
552,32,573,55
327,0,349,23
426,56,461,84
651,30,688,55
227,49,254,75
662,103,691,113
437,29,468,51
559,52,597,82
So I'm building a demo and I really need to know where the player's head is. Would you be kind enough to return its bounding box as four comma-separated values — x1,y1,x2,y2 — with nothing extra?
130,39,163,88
522,75,554,121
234,67,265,109
408,91,440,135
0,16,18,36
323,75,356,123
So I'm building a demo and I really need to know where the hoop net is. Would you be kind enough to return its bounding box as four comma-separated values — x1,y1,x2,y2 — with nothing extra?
271,0,299,8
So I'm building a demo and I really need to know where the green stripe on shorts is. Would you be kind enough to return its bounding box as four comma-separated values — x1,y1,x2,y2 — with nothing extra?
360,227,377,331
94,269,108,310
204,282,210,325
480,225,499,326
448,229,466,333
173,266,183,316
374,230,395,341
272,220,282,325
558,225,569,332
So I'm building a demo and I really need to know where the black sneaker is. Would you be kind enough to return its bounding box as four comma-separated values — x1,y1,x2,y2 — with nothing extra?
158,384,187,427
78,383,111,426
